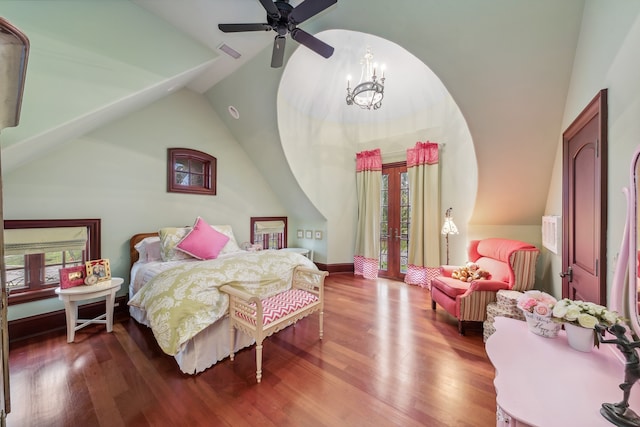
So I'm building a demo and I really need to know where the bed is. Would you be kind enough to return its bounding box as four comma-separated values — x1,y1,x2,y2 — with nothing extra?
127,219,318,375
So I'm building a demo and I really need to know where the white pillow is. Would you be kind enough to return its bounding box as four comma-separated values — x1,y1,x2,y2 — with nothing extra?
134,236,161,263
210,225,242,255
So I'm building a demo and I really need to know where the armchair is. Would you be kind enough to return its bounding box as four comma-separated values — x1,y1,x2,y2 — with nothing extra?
430,238,539,334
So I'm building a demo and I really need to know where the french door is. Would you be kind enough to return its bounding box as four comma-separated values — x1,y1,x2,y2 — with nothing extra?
379,162,409,280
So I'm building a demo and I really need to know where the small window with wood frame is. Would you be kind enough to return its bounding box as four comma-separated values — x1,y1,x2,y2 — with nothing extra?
167,148,216,195
250,217,287,250
4,219,101,305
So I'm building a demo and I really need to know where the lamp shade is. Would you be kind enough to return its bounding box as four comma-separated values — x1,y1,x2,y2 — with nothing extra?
441,217,459,235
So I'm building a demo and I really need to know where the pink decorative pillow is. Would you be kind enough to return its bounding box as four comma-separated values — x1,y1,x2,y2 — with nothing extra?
176,217,229,260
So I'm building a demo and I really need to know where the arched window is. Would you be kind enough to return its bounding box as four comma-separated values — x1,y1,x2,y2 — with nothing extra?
167,148,216,195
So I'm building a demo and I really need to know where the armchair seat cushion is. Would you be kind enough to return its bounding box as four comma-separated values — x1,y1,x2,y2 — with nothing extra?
431,276,471,299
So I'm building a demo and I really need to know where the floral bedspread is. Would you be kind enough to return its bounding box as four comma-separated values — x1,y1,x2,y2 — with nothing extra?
128,250,315,355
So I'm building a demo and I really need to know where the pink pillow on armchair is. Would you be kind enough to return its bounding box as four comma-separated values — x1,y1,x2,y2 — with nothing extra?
176,217,229,260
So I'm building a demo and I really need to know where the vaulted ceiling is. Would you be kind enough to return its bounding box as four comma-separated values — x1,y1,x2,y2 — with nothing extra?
0,0,585,225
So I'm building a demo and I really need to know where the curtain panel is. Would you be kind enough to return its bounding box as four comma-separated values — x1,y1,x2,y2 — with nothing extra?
354,149,382,279
405,141,441,288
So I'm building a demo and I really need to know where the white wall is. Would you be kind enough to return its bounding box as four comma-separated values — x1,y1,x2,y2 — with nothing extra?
3,89,285,320
544,1,640,300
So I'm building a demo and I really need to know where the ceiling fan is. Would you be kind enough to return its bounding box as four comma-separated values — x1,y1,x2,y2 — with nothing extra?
218,0,336,68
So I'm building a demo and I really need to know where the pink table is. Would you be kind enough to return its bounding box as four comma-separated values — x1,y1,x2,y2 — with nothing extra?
486,316,640,427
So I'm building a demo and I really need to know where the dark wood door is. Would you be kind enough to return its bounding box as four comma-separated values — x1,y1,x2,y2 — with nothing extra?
379,163,409,280
562,90,607,304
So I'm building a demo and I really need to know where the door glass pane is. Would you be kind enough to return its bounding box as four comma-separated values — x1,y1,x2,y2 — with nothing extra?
380,173,389,271
400,172,409,273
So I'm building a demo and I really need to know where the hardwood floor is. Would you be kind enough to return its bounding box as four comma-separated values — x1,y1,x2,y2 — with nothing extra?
7,274,497,427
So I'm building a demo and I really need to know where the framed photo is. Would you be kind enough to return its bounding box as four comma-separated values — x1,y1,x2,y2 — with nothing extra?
59,265,86,289
297,229,304,239
314,230,323,240
85,258,111,282
305,230,313,239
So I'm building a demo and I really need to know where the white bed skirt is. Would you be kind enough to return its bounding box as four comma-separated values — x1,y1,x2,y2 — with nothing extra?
129,303,254,375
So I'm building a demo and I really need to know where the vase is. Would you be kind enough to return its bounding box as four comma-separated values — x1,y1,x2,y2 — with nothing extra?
521,310,561,338
564,322,595,352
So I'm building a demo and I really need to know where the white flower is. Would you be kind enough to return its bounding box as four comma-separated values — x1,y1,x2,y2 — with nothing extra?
564,305,581,322
577,313,598,329
602,310,620,325
551,298,625,329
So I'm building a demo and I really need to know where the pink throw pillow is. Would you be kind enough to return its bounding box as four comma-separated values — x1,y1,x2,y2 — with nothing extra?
176,217,230,260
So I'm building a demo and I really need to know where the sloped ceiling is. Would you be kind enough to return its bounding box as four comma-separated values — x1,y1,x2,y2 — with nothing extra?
0,0,586,226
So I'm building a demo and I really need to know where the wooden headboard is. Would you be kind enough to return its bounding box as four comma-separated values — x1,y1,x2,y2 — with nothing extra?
130,232,158,268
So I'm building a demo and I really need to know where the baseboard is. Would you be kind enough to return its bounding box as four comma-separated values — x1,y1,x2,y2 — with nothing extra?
316,263,354,274
8,295,130,343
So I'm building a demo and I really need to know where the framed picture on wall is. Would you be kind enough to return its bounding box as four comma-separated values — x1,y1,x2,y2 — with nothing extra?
297,229,304,239
314,230,323,240
305,230,312,239
85,258,111,282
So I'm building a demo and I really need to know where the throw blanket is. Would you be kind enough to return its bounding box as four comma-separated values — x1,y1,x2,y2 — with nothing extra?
128,250,315,355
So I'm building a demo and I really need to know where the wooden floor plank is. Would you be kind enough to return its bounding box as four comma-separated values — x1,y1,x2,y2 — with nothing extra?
7,274,498,426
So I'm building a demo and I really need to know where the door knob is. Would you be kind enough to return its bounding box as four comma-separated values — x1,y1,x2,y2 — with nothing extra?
559,266,573,282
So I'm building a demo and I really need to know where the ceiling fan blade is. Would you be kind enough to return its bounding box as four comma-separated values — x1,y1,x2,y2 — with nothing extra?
218,23,271,32
258,0,281,19
289,0,337,25
271,35,286,68
290,28,334,58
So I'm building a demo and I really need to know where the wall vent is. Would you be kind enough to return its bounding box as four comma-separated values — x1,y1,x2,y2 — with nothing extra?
542,215,561,254
218,43,241,59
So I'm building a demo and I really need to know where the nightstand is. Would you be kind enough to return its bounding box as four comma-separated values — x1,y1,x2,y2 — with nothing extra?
55,277,124,343
280,247,314,262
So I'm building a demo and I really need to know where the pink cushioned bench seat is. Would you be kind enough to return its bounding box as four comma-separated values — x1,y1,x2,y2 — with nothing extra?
235,289,319,326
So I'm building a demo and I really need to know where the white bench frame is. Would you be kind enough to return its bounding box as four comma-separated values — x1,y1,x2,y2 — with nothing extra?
220,267,328,383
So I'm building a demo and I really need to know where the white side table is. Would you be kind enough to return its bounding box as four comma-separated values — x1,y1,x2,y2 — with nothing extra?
55,277,124,343
281,247,314,262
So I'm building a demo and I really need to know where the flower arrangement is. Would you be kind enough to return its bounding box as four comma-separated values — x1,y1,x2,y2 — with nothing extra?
551,299,623,329
517,290,558,317
517,290,561,338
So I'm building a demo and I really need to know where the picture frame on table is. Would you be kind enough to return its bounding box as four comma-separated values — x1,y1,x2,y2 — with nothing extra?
59,265,86,289
85,258,111,282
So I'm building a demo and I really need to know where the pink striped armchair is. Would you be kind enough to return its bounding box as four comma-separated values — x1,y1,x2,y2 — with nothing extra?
430,238,539,335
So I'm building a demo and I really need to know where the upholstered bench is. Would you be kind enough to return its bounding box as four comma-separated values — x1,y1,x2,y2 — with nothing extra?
220,266,328,383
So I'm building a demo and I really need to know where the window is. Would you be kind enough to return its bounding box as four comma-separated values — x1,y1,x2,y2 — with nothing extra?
250,217,287,250
4,219,101,305
167,148,216,195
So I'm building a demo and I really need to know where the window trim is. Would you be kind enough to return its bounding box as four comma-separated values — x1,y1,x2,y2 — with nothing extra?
167,148,217,195
4,219,101,305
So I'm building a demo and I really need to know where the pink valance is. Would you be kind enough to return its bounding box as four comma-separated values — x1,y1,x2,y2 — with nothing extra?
407,141,439,167
356,149,382,172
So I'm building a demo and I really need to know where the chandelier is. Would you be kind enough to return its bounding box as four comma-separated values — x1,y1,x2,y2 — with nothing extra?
346,48,385,110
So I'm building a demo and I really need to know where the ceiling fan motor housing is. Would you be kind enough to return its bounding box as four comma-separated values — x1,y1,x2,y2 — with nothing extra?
267,1,294,35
